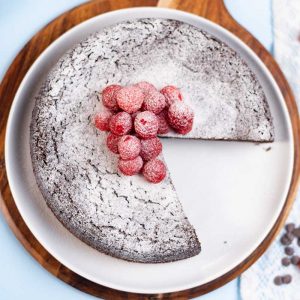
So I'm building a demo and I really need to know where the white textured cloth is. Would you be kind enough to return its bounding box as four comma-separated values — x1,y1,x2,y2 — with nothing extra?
240,0,300,299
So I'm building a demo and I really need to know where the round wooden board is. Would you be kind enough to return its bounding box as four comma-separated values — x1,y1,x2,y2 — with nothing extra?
0,0,299,298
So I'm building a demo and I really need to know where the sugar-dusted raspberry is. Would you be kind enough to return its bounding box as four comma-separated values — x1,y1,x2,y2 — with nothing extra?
94,110,113,131
115,85,144,113
160,85,183,107
168,102,194,135
109,112,132,136
140,137,162,161
142,90,166,114
135,81,157,94
106,133,121,154
143,159,166,183
134,111,159,139
102,84,122,111
157,110,170,134
118,135,141,160
118,156,143,176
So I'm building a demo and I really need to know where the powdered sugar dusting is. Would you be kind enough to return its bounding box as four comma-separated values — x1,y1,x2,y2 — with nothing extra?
30,18,273,263
30,19,204,264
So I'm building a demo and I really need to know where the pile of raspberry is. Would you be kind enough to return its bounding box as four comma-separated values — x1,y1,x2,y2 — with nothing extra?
94,82,194,183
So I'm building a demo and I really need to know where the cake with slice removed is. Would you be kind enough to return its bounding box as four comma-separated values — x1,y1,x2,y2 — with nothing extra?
30,18,274,263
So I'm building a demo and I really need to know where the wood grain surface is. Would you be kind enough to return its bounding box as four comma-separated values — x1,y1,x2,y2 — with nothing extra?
0,0,299,299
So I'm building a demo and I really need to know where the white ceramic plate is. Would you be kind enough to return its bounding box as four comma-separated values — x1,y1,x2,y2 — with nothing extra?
5,8,294,294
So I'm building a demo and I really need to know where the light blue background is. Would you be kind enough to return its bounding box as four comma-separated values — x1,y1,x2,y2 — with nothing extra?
0,0,272,299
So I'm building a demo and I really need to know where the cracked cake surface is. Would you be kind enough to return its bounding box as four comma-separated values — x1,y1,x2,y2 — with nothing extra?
30,18,274,263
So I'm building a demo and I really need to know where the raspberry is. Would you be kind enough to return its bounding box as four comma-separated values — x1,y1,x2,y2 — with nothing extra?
94,110,113,131
118,156,143,176
160,85,183,107
102,85,122,111
109,112,132,136
142,90,166,114
135,81,157,94
106,133,121,154
140,137,162,161
168,102,194,135
115,85,144,113
134,111,159,139
143,159,166,183
157,110,170,134
118,135,141,160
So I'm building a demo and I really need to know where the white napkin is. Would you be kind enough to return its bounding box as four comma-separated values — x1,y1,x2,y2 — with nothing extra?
240,0,300,299
272,0,300,108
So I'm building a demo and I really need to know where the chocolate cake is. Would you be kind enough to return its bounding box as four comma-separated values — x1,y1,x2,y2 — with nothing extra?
30,19,274,263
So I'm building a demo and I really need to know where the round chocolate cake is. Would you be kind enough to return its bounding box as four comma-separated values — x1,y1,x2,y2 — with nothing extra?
30,19,273,263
